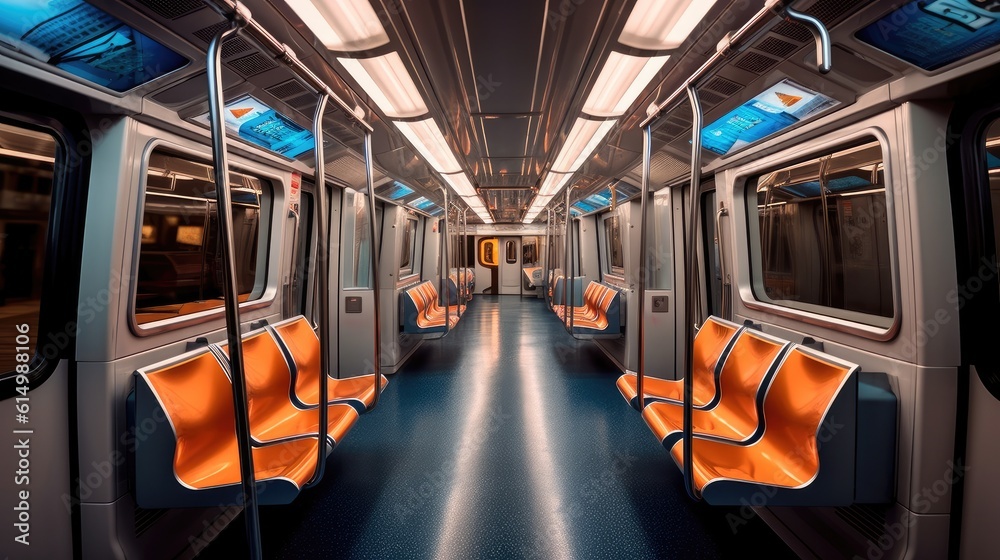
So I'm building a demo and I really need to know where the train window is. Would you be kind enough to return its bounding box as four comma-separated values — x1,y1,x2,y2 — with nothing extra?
399,217,417,277
747,139,894,326
343,189,372,289
0,122,55,373
134,150,270,325
505,240,517,264
702,191,722,315
603,213,625,276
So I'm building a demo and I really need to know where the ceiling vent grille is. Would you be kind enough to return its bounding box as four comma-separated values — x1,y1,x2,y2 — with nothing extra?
733,51,779,74
807,0,863,25
757,36,799,58
772,20,813,43
135,0,204,19
193,22,230,44
698,90,726,108
703,76,743,96
266,80,308,100
221,38,252,59
227,53,277,78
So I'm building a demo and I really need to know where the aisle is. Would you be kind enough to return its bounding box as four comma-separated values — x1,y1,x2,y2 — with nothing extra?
199,296,795,559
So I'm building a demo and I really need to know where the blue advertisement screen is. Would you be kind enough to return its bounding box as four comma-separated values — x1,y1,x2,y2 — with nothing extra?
700,78,840,156
856,1,1000,71
387,182,414,200
0,0,187,92
199,96,315,159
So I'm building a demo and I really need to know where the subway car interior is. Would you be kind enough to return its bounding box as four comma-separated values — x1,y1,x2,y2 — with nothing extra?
1,0,1000,558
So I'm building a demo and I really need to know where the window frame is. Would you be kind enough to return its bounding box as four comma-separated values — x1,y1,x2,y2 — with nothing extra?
602,211,626,279
0,104,90,399
128,141,277,336
398,214,419,281
737,128,901,340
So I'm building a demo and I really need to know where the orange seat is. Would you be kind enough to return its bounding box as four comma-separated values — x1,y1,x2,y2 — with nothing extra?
617,316,742,410
270,316,388,412
215,329,360,444
641,329,789,447
554,281,621,335
670,345,859,505
134,348,321,507
401,281,463,333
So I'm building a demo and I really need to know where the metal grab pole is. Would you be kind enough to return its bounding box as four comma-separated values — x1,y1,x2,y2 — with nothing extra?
462,209,469,305
206,21,262,559
715,203,730,320
563,186,571,329
569,216,577,334
439,188,450,334
364,132,382,407
305,94,331,487
784,6,832,74
682,84,705,501
636,125,652,411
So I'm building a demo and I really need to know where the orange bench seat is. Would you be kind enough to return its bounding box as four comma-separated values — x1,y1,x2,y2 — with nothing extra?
617,316,742,410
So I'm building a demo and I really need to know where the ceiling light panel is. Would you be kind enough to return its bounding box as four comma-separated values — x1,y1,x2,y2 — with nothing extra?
539,172,572,197
550,118,617,174
338,52,428,118
286,0,390,52
393,118,463,174
619,0,718,51
583,52,670,117
442,173,477,197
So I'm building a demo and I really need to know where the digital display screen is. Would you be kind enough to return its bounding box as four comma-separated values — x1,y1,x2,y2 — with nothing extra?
409,196,437,212
856,1,1000,71
0,0,187,92
701,78,840,156
572,200,601,213
197,95,315,159
387,182,414,200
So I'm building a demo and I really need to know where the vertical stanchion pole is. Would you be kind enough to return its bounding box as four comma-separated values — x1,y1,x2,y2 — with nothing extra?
682,84,705,501
636,124,652,411
439,188,450,334
563,186,571,329
206,21,262,559
365,131,382,406
306,94,330,487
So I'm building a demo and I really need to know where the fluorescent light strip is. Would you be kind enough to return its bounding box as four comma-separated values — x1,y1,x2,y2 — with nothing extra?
442,173,477,197
286,0,390,51
394,118,463,174
583,52,669,117
539,172,572,197
338,53,428,118
619,0,718,51
550,118,616,174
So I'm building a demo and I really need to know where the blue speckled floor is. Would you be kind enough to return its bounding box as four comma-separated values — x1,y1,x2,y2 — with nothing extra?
200,296,796,559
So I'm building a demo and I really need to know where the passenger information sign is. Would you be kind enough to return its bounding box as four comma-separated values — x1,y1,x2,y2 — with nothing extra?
857,0,1000,72
700,78,839,156
197,95,315,159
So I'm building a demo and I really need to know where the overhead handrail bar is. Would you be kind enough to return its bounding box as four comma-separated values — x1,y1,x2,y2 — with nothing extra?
206,19,262,559
202,0,373,133
365,131,383,406
639,0,833,129
304,93,331,488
